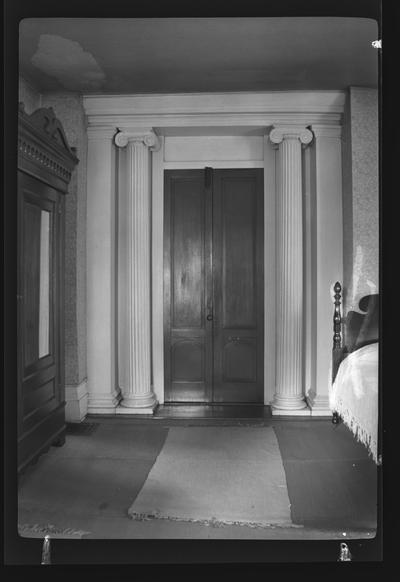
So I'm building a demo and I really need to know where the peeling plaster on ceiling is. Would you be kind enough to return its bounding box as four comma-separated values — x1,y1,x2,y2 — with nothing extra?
20,18,378,94
31,34,106,91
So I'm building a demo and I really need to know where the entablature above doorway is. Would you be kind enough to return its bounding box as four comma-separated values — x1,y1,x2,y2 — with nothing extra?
83,90,345,134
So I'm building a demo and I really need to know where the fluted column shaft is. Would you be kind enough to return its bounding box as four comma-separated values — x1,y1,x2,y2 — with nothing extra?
270,126,313,411
115,129,160,413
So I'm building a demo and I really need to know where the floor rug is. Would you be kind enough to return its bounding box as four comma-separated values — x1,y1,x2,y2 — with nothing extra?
128,427,296,528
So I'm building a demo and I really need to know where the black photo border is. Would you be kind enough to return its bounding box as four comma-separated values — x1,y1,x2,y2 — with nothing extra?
3,0,393,577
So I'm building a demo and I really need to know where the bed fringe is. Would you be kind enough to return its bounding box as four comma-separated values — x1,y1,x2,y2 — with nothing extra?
333,400,378,464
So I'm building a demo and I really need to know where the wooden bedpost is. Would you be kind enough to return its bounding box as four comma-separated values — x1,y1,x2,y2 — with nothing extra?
333,281,342,349
332,281,343,385
332,282,343,424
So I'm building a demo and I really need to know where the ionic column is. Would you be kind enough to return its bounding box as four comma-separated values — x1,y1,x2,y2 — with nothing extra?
114,129,160,414
269,126,313,412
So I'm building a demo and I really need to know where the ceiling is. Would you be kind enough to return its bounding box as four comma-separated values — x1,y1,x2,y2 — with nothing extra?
19,17,378,94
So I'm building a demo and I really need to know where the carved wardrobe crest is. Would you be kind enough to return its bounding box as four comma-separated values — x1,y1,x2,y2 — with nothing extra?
18,103,78,189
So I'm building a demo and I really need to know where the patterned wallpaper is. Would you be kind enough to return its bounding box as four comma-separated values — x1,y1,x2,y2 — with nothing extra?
18,77,41,113
342,87,379,314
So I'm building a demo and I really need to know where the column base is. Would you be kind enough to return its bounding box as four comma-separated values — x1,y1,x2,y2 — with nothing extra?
116,400,158,415
306,393,332,417
117,390,158,415
271,393,310,416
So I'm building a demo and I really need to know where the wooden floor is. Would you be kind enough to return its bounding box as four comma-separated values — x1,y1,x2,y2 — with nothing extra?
18,416,378,548
274,420,377,530
154,404,272,420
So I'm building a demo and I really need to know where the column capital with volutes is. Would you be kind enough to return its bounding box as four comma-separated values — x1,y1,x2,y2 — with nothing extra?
114,128,161,151
269,125,313,148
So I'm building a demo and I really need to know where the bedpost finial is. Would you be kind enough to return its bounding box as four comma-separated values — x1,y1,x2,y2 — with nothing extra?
334,281,342,294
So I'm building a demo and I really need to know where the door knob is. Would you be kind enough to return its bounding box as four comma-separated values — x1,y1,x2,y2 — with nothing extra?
206,314,213,321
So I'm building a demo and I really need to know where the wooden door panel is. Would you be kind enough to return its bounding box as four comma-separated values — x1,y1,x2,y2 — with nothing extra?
18,173,61,438
172,339,205,381
21,188,56,370
221,178,257,328
22,376,57,422
213,169,264,404
20,380,60,447
164,168,263,405
164,171,213,402
23,201,42,366
171,180,205,329
223,338,257,382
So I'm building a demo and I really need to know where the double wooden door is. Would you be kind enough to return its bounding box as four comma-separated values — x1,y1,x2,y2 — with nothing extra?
164,168,264,404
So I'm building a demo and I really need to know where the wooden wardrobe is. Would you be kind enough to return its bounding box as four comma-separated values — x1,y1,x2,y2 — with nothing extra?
17,104,78,474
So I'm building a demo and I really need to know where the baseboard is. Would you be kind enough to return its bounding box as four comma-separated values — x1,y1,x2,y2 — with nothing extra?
271,406,312,417
87,389,122,415
65,379,88,423
115,400,158,415
306,394,332,417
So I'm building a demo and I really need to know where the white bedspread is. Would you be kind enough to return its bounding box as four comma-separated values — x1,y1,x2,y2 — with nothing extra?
329,342,379,463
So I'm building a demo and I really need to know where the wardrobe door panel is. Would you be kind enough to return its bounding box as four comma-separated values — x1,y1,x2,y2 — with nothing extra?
18,173,63,469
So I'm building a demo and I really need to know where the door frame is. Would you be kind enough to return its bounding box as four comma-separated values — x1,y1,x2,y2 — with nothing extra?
84,90,345,415
152,134,276,405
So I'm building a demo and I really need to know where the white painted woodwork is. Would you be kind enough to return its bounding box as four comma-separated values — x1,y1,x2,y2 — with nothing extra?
307,125,343,416
65,379,88,423
270,126,313,412
263,135,277,405
115,129,159,413
151,137,165,404
83,92,345,133
163,161,263,169
164,136,263,162
83,91,345,414
303,145,313,402
151,142,275,405
86,127,120,414
84,91,346,117
117,143,128,397
160,126,266,136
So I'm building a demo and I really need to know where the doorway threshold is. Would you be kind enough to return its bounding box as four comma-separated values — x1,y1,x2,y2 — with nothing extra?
154,404,272,420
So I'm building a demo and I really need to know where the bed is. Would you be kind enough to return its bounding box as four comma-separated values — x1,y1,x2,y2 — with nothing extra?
329,282,379,463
